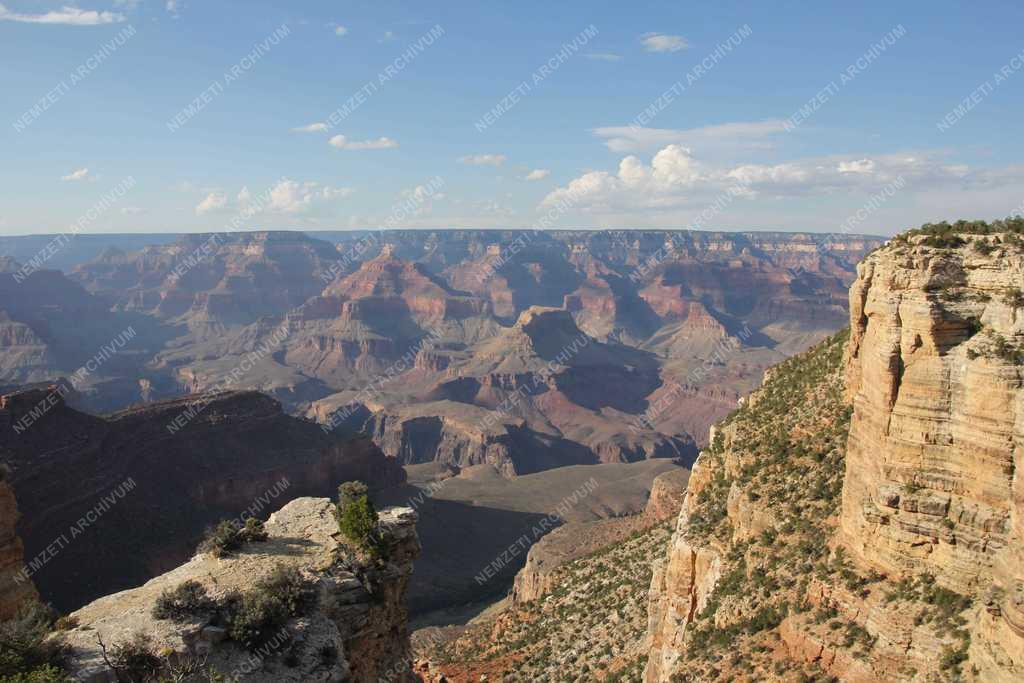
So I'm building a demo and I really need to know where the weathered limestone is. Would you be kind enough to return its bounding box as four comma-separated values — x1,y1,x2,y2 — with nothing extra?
840,235,1024,680
55,498,420,682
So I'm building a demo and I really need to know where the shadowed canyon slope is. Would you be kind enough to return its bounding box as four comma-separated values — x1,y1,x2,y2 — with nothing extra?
0,385,404,613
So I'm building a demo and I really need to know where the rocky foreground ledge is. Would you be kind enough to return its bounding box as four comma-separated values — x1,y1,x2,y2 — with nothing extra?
56,498,419,682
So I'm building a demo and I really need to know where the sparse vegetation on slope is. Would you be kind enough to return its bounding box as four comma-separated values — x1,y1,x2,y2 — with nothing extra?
426,521,672,681
672,331,854,681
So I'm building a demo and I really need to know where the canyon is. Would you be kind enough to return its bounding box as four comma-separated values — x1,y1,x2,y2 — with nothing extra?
1,229,879,476
3,222,1022,681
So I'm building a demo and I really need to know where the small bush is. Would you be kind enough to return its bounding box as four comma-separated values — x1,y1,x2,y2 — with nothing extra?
334,481,382,556
0,601,67,679
0,664,69,682
197,517,269,558
223,566,311,650
152,580,215,622
105,632,161,682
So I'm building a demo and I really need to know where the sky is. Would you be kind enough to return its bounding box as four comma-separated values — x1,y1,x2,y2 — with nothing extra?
1,0,1023,237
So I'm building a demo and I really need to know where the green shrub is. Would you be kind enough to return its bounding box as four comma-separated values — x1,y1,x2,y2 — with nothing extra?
223,566,311,650
0,664,70,682
105,632,161,682
197,517,269,558
0,601,66,679
152,580,215,622
334,481,382,556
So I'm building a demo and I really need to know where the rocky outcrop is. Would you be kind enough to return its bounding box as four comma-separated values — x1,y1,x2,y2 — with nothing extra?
57,498,420,682
644,224,1024,682
644,454,724,681
643,468,691,522
0,473,38,619
838,232,1024,680
0,387,405,613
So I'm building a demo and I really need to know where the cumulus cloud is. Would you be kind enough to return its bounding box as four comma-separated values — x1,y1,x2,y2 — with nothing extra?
837,159,877,175
61,168,91,182
592,119,790,153
195,192,227,215
0,3,125,25
459,154,506,166
267,179,353,213
291,122,328,133
542,145,1008,213
640,33,687,53
328,135,398,150
165,0,180,16
525,169,551,181
334,25,348,36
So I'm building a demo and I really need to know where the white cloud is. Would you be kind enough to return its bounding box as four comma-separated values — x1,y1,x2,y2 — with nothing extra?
195,192,227,215
640,33,688,53
585,52,622,62
328,135,399,150
291,122,328,133
459,154,506,166
593,119,790,153
0,3,125,25
542,145,1011,213
61,168,91,182
267,179,353,213
165,0,180,16
379,30,395,42
525,169,551,181
837,159,877,174
334,25,348,36
120,206,146,215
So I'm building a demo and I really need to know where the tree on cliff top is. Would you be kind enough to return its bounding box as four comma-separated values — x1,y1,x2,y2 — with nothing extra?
335,481,382,557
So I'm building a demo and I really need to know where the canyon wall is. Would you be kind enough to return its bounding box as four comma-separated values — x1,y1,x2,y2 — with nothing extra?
837,233,1024,680
0,474,37,619
644,229,1024,681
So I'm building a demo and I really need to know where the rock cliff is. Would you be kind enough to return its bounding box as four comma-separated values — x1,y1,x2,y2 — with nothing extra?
56,498,420,682
644,221,1024,682
0,472,38,619
836,228,1024,681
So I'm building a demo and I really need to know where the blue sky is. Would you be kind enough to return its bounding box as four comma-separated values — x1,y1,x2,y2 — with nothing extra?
1,0,1023,236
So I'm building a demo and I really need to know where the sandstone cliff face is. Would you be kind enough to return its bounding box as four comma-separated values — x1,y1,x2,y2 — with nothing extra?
0,474,38,620
57,498,420,682
1,387,405,613
644,453,724,681
644,229,1024,682
838,234,1024,680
